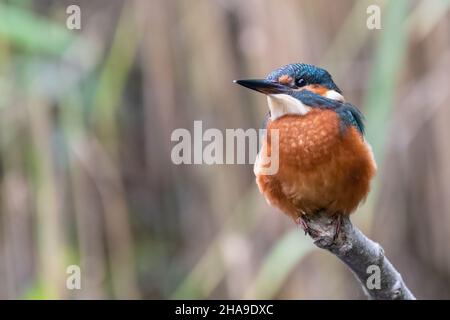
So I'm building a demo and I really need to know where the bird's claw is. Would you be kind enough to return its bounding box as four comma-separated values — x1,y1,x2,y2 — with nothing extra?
296,216,309,235
297,213,343,241
332,214,343,242
296,215,319,237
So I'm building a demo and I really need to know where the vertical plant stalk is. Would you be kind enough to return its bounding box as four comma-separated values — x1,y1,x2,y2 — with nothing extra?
305,211,415,300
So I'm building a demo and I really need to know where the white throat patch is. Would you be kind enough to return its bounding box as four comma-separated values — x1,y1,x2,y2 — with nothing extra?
266,90,345,120
267,94,311,120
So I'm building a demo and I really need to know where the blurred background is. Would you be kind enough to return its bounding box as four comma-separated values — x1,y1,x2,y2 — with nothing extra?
0,0,450,299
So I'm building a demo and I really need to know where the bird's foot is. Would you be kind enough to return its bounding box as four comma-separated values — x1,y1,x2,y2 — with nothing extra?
296,216,309,235
296,215,319,237
332,214,343,242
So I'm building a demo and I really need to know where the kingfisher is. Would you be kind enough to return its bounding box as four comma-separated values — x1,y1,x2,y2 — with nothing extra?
234,63,376,238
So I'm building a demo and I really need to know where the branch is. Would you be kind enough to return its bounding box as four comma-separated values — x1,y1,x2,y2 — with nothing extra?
303,211,416,300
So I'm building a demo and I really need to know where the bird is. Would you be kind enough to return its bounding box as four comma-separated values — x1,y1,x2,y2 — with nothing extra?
234,63,377,238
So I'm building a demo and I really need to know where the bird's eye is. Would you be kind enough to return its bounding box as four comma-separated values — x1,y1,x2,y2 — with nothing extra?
295,78,306,87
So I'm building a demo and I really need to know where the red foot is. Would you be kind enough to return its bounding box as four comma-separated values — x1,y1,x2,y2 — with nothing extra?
333,214,343,242
296,216,320,237
295,216,309,235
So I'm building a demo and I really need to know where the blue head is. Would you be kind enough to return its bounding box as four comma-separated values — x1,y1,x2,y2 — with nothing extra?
234,63,342,98
266,63,341,93
234,63,365,135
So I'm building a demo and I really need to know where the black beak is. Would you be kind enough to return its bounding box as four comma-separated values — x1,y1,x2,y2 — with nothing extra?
233,79,289,95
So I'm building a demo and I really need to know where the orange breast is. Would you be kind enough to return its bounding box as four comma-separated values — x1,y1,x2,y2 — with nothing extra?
254,109,376,221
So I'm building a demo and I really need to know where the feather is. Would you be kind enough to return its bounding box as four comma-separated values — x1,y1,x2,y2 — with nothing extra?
290,90,365,136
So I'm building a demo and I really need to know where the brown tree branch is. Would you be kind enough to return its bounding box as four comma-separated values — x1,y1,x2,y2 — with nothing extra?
304,211,416,300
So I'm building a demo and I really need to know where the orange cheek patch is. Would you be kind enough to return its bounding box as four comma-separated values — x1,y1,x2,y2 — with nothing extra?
278,75,294,85
301,84,328,96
